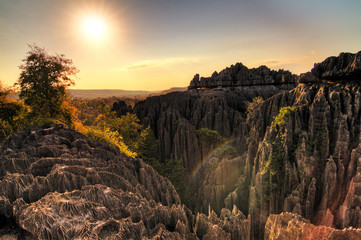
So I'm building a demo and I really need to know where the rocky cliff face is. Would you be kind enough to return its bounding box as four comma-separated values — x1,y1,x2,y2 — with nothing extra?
188,63,297,89
264,212,361,239
0,125,190,239
130,62,297,172
3,52,361,239
198,51,361,238
117,52,361,239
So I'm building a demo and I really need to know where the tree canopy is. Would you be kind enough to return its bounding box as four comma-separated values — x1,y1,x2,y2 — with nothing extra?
17,45,78,120
0,81,27,141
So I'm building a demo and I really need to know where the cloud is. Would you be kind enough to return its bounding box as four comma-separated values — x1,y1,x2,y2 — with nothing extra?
264,60,279,64
126,63,155,70
119,57,200,71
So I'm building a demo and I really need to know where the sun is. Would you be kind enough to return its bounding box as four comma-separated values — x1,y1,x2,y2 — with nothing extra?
82,16,106,38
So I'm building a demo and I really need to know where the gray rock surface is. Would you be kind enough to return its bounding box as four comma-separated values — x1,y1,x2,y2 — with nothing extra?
188,63,297,89
239,80,361,238
0,125,194,239
3,52,361,239
133,51,361,239
133,84,296,172
300,51,361,83
265,212,361,240
0,125,253,239
311,51,361,80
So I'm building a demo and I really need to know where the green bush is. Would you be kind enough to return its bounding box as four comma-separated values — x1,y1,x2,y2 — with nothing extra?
144,158,194,209
196,128,224,147
84,127,136,157
247,96,263,114
0,119,13,142
262,140,284,177
0,83,29,141
206,160,219,172
17,45,78,120
271,106,296,129
30,118,64,128
216,144,238,159
93,110,158,159
261,106,297,199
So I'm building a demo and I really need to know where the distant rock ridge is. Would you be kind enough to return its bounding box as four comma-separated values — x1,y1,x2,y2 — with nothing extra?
188,63,297,89
299,51,361,83
112,100,132,117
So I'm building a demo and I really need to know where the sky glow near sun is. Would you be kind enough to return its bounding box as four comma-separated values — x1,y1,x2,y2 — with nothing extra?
82,16,106,38
0,0,361,91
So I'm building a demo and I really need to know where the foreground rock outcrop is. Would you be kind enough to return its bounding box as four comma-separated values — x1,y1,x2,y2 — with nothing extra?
0,125,254,239
0,125,194,239
265,212,361,240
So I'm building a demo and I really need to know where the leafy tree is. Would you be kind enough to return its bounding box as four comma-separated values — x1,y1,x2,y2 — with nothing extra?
17,45,78,122
146,158,194,209
0,82,11,100
0,81,28,141
136,126,158,159
271,106,296,129
84,127,136,157
196,128,224,148
115,113,159,159
247,96,263,114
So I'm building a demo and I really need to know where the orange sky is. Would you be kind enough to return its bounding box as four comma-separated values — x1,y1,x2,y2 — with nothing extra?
0,0,361,91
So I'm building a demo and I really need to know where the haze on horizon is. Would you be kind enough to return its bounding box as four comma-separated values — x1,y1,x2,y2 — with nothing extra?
0,0,360,91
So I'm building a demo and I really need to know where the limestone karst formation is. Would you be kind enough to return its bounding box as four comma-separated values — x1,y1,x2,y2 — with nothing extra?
0,125,250,239
2,51,361,239
115,51,361,239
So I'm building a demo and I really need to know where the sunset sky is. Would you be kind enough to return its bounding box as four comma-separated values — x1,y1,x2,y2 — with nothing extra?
0,0,360,91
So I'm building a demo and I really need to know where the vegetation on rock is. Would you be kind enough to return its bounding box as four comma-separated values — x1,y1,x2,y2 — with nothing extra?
271,106,296,129
262,106,297,198
196,128,225,148
246,96,263,114
0,82,28,141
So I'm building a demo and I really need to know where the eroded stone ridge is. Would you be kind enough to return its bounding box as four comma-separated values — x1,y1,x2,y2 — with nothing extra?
300,51,361,83
133,84,296,172
265,212,361,240
0,125,254,239
0,125,192,239
188,63,297,89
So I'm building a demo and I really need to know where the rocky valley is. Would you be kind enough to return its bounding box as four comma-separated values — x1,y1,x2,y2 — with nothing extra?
2,51,361,239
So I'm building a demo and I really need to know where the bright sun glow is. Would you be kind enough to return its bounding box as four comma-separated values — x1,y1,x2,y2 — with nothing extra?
82,16,106,38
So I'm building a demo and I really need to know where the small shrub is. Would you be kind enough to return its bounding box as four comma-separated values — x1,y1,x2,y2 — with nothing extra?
0,119,13,141
271,106,296,129
247,96,263,114
145,158,195,209
84,127,136,158
31,118,64,128
216,145,238,159
196,128,224,147
206,160,219,172
261,106,297,199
